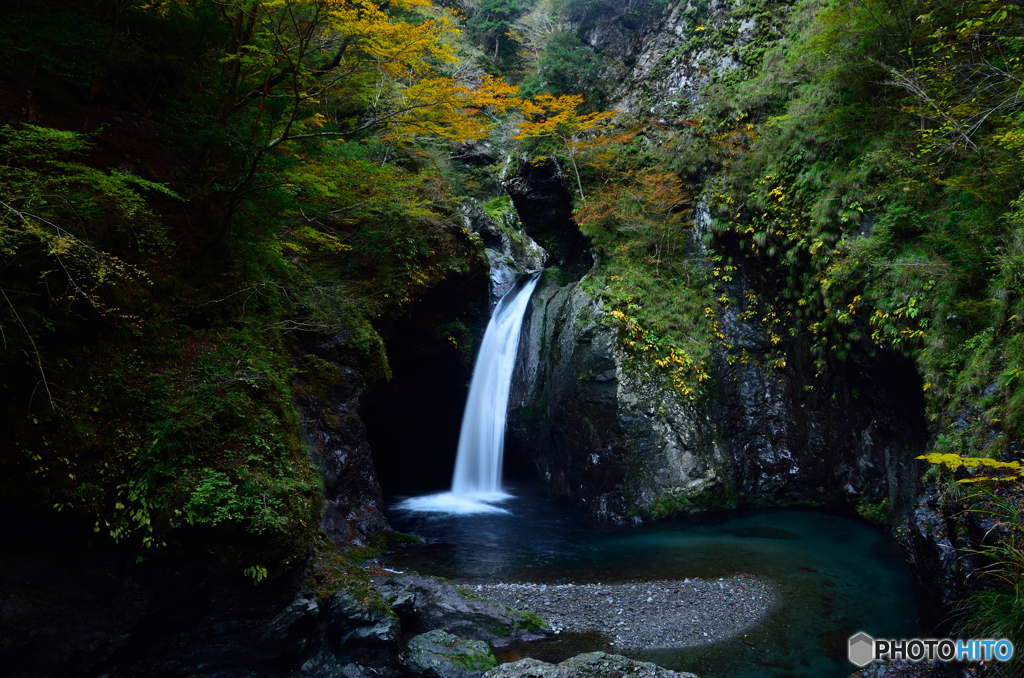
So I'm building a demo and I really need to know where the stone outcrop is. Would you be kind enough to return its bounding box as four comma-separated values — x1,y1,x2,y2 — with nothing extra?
463,200,547,304
558,0,768,118
483,652,699,678
504,158,592,282
507,274,725,520
382,574,551,648
0,542,403,678
293,349,389,547
508,270,926,522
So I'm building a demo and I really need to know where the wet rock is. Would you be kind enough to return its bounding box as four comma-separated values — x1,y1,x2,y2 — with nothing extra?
327,587,401,654
896,487,983,633
451,139,498,166
508,270,925,522
506,273,729,520
463,200,546,304
504,157,592,281
300,652,378,678
849,658,964,677
404,630,498,678
292,353,389,547
483,652,699,678
387,574,551,647
261,593,324,657
378,582,417,617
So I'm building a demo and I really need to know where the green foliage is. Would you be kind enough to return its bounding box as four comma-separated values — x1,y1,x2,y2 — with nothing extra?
0,123,173,302
468,0,526,68
0,0,496,568
957,492,1024,677
509,608,548,631
568,131,716,398
481,195,514,221
518,31,605,109
663,0,1024,434
917,452,1024,484
244,564,269,584
855,498,890,526
639,0,1024,633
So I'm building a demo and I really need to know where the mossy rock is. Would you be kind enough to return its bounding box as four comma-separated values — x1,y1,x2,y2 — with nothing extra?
387,574,551,647
483,652,699,678
404,629,497,678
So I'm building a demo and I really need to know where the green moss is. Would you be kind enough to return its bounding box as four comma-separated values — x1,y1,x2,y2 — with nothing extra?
388,531,425,546
293,355,344,401
454,583,483,600
404,632,498,672
504,606,548,631
303,533,396,620
449,651,498,672
856,498,891,526
482,195,514,221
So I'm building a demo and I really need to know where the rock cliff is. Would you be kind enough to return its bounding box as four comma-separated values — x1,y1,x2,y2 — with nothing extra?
507,270,925,521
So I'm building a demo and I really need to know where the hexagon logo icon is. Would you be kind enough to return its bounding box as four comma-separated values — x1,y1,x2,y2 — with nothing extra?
848,632,875,667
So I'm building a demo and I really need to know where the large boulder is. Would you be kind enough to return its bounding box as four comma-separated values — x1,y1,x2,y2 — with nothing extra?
403,629,498,678
327,587,401,653
506,273,728,521
384,574,551,647
483,652,699,678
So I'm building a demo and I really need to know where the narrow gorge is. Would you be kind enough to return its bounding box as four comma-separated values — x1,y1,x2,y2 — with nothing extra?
0,0,1021,678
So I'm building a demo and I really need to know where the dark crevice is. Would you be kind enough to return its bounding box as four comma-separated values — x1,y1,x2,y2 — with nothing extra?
363,271,489,495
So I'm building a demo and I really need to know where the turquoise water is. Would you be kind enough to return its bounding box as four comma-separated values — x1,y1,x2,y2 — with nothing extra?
385,487,919,678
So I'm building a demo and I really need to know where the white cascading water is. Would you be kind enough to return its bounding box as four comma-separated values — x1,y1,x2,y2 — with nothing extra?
397,272,541,515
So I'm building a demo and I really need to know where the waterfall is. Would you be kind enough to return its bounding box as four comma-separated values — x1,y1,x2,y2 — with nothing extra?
397,273,540,515
452,272,540,496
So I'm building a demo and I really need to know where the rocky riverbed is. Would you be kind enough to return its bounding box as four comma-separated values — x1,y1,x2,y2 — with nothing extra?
467,575,777,651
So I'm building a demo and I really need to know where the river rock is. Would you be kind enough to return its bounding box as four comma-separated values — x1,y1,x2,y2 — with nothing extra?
475,578,774,650
377,582,417,617
483,652,700,678
404,629,498,678
386,574,551,647
327,587,401,659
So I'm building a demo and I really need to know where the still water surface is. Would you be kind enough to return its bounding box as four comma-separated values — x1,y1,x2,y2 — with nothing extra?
385,486,918,678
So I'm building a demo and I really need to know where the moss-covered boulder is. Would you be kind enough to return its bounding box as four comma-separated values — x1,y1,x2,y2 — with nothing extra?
327,585,401,662
404,629,498,678
387,574,551,647
483,652,700,678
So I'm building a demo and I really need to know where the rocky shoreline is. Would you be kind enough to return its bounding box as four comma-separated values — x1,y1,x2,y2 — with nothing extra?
467,576,777,651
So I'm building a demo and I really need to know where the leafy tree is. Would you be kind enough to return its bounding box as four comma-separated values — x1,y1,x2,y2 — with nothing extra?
0,0,520,557
467,0,525,65
0,125,176,409
209,0,518,235
518,30,604,108
515,92,617,205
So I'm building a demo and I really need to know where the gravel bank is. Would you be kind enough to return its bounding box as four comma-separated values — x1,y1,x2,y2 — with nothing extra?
468,576,777,651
